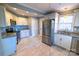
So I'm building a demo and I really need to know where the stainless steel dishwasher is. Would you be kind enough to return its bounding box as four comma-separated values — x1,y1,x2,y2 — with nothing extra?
71,37,79,54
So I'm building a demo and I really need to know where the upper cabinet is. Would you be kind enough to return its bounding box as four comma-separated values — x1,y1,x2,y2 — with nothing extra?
5,10,18,26
74,10,79,26
5,11,13,26
16,17,28,25
5,10,29,26
0,6,6,27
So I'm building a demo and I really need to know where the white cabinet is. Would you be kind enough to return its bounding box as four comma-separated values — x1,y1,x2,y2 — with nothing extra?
16,17,28,25
54,34,62,46
74,12,79,26
61,35,72,50
20,30,30,38
54,34,72,50
0,36,16,56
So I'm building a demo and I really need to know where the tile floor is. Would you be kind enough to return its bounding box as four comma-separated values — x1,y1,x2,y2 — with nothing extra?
16,36,78,56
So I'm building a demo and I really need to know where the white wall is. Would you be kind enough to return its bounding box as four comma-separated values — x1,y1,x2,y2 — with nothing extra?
39,18,45,36
31,18,39,36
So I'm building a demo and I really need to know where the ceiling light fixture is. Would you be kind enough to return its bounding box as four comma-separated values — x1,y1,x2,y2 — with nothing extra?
22,14,25,15
13,8,17,10
65,8,67,10
62,7,68,11
34,13,37,15
26,11,29,13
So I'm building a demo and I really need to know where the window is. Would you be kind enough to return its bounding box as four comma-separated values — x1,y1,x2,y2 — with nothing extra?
58,15,73,31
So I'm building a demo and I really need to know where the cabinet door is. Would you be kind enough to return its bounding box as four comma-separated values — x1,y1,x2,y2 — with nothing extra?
42,35,52,46
74,12,79,26
54,34,62,46
20,30,30,38
61,35,72,50
2,37,16,56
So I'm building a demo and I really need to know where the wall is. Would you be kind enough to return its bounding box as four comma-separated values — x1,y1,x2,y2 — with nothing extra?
31,17,39,36
39,18,45,36
54,13,59,33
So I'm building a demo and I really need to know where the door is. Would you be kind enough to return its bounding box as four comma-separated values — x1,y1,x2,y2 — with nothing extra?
42,20,51,36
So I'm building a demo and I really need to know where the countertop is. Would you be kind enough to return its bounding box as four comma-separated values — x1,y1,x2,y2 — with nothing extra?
57,30,79,38
0,32,16,39
0,25,30,40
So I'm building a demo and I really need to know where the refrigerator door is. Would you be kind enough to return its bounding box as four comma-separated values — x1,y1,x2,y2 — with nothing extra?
42,35,52,46
42,20,51,36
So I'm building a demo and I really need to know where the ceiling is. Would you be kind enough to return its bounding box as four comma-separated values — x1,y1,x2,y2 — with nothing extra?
6,5,42,17
24,3,79,13
2,3,79,17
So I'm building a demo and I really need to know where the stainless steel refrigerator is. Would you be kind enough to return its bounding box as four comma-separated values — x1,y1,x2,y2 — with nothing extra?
42,19,55,46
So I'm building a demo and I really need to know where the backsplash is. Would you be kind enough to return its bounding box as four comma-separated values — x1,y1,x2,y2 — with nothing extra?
0,25,30,33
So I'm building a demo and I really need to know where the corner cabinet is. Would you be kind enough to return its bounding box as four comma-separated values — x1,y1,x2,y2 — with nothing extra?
54,34,72,50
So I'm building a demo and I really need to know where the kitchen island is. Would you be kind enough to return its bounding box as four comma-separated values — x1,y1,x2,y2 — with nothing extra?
14,25,31,44
0,25,31,55
0,30,17,56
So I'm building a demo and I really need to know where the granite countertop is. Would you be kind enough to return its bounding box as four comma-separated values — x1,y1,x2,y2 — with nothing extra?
57,30,79,37
0,32,16,39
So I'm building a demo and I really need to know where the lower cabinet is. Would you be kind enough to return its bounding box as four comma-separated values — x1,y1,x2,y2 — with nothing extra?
20,30,30,38
61,35,72,50
0,36,16,56
54,34,62,46
54,34,72,50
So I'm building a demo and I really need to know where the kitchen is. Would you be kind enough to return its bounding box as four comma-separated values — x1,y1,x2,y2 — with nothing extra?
0,3,79,56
